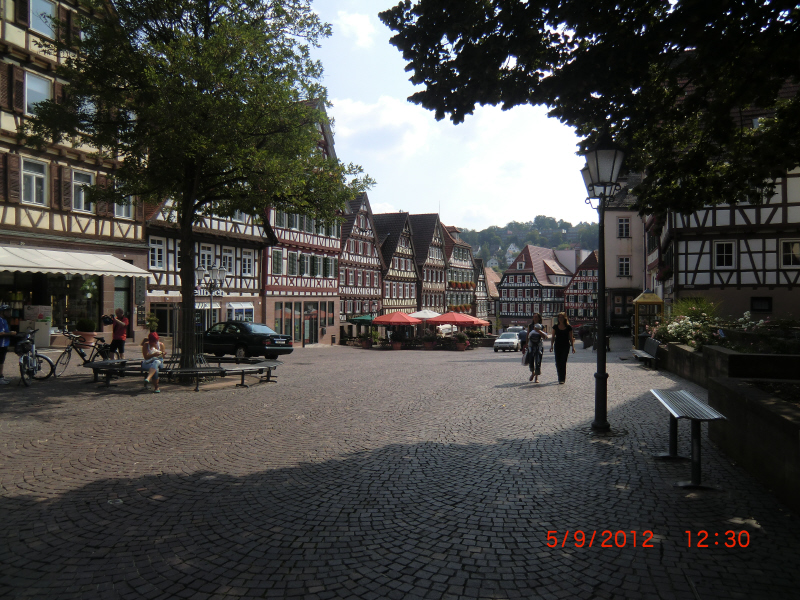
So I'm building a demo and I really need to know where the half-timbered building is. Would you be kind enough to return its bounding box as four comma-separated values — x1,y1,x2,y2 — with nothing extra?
484,266,501,331
409,213,446,313
497,245,571,328
473,258,489,321
443,225,475,312
146,204,277,334
564,251,599,325
374,212,419,315
0,1,151,343
654,166,800,316
339,193,384,329
263,209,341,346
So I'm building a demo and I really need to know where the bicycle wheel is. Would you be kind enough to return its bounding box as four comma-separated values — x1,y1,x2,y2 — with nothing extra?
54,348,72,377
33,353,55,380
92,347,111,362
19,355,32,386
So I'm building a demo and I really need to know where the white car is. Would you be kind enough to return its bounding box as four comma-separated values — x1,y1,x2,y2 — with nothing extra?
494,332,522,352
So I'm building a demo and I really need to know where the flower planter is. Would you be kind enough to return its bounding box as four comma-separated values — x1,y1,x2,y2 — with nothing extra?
73,331,97,349
391,341,402,350
361,340,373,349
455,343,467,351
423,342,436,350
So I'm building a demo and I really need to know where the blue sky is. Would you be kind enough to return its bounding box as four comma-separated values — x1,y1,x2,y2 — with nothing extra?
310,0,599,230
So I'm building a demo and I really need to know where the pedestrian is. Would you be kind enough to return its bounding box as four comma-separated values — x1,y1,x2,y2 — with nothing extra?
526,313,549,383
108,308,129,359
549,312,576,384
0,305,16,384
141,332,166,393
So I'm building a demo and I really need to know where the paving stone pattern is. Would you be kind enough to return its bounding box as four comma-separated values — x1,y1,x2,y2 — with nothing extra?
1,340,799,599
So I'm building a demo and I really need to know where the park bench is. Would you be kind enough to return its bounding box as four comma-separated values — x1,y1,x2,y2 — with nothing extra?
632,337,661,369
85,359,144,386
650,388,727,488
202,357,283,388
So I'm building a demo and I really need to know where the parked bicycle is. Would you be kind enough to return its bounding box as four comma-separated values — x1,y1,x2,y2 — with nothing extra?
16,329,55,386
54,331,112,377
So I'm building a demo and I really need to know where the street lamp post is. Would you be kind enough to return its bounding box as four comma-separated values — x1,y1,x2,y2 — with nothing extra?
581,134,625,431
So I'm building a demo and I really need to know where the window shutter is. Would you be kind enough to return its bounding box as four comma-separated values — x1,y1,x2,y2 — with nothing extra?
16,0,29,28
12,67,25,113
0,65,11,111
59,165,71,210
7,154,20,203
70,11,81,48
58,6,68,44
95,174,111,217
49,163,58,209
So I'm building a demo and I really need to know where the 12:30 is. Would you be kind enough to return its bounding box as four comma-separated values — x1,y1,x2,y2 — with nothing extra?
685,530,750,547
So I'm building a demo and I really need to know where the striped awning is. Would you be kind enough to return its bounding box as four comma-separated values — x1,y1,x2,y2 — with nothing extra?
0,246,151,279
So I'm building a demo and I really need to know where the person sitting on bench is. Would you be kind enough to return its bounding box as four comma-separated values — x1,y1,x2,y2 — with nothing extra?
141,332,166,393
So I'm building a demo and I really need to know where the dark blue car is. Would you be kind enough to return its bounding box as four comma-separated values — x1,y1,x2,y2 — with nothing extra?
203,321,293,360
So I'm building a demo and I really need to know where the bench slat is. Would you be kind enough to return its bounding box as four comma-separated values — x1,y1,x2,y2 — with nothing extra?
651,389,726,421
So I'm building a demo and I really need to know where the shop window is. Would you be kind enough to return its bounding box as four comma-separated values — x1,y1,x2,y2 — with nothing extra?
22,159,47,205
72,172,93,213
751,297,772,313
149,237,165,269
328,301,334,326
241,250,254,277
25,72,51,115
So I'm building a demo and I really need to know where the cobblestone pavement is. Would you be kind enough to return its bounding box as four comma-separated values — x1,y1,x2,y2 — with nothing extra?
1,339,799,600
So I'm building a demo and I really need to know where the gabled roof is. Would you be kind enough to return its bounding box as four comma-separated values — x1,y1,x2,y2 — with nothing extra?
340,192,386,270
506,245,573,287
484,267,501,298
442,223,472,260
576,250,599,271
373,212,413,269
408,213,441,265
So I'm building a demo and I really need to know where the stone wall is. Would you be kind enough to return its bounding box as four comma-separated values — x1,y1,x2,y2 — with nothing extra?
708,377,800,514
662,344,800,388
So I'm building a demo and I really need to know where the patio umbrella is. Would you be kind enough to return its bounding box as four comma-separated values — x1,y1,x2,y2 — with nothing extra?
425,312,478,326
408,309,441,320
346,314,374,325
373,311,423,325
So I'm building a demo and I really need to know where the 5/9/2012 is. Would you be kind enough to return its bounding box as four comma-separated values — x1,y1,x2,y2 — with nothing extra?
546,530,655,548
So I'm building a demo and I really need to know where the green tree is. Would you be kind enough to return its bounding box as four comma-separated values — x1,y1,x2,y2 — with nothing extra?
27,0,372,366
380,1,800,214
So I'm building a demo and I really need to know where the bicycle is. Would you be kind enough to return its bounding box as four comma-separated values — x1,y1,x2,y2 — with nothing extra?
53,330,112,377
16,329,55,386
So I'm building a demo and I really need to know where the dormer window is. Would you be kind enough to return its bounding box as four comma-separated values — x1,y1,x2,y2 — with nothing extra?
517,262,524,269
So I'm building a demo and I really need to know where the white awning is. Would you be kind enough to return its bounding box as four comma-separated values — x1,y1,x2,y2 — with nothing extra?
227,302,254,309
195,302,221,309
0,246,152,279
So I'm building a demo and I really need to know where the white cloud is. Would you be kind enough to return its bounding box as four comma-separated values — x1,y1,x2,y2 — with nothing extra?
370,202,398,214
335,11,376,49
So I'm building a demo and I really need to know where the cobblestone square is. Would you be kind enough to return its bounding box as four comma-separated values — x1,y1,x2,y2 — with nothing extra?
1,341,799,599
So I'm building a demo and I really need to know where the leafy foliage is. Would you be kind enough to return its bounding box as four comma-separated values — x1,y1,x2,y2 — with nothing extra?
380,0,800,214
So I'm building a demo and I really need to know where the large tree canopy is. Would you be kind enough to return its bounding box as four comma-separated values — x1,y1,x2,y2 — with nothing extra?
379,0,800,214
26,0,372,365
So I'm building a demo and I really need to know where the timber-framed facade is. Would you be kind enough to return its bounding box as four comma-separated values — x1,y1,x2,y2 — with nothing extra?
443,225,475,312
409,213,446,313
374,212,419,315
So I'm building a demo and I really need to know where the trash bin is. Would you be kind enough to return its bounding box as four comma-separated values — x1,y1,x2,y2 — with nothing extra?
583,334,594,350
637,332,650,351
331,335,336,346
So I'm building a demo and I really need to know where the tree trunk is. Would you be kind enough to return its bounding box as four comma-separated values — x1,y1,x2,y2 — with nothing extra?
179,207,197,369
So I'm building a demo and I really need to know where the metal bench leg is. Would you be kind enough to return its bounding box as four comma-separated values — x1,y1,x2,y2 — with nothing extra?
654,415,688,460
236,371,249,388
676,421,717,489
195,373,200,392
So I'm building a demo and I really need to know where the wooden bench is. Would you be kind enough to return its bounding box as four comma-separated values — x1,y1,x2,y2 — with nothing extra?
632,338,661,369
650,389,727,488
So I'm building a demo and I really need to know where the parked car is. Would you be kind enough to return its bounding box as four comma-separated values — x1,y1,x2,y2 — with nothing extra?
494,332,522,352
203,321,293,359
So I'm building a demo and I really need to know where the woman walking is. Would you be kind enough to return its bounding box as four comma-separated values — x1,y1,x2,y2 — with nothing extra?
526,313,549,383
549,312,576,384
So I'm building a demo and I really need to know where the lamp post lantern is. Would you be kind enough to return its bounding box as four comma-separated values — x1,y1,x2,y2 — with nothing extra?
195,263,228,332
581,133,625,431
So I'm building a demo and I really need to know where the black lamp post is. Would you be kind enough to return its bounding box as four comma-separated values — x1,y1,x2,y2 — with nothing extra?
195,263,228,331
581,134,625,431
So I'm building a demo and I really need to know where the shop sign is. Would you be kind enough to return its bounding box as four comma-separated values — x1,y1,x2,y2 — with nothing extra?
193,289,225,297
24,305,52,321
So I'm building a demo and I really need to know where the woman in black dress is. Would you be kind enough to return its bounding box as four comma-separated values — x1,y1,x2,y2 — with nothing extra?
549,312,575,384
